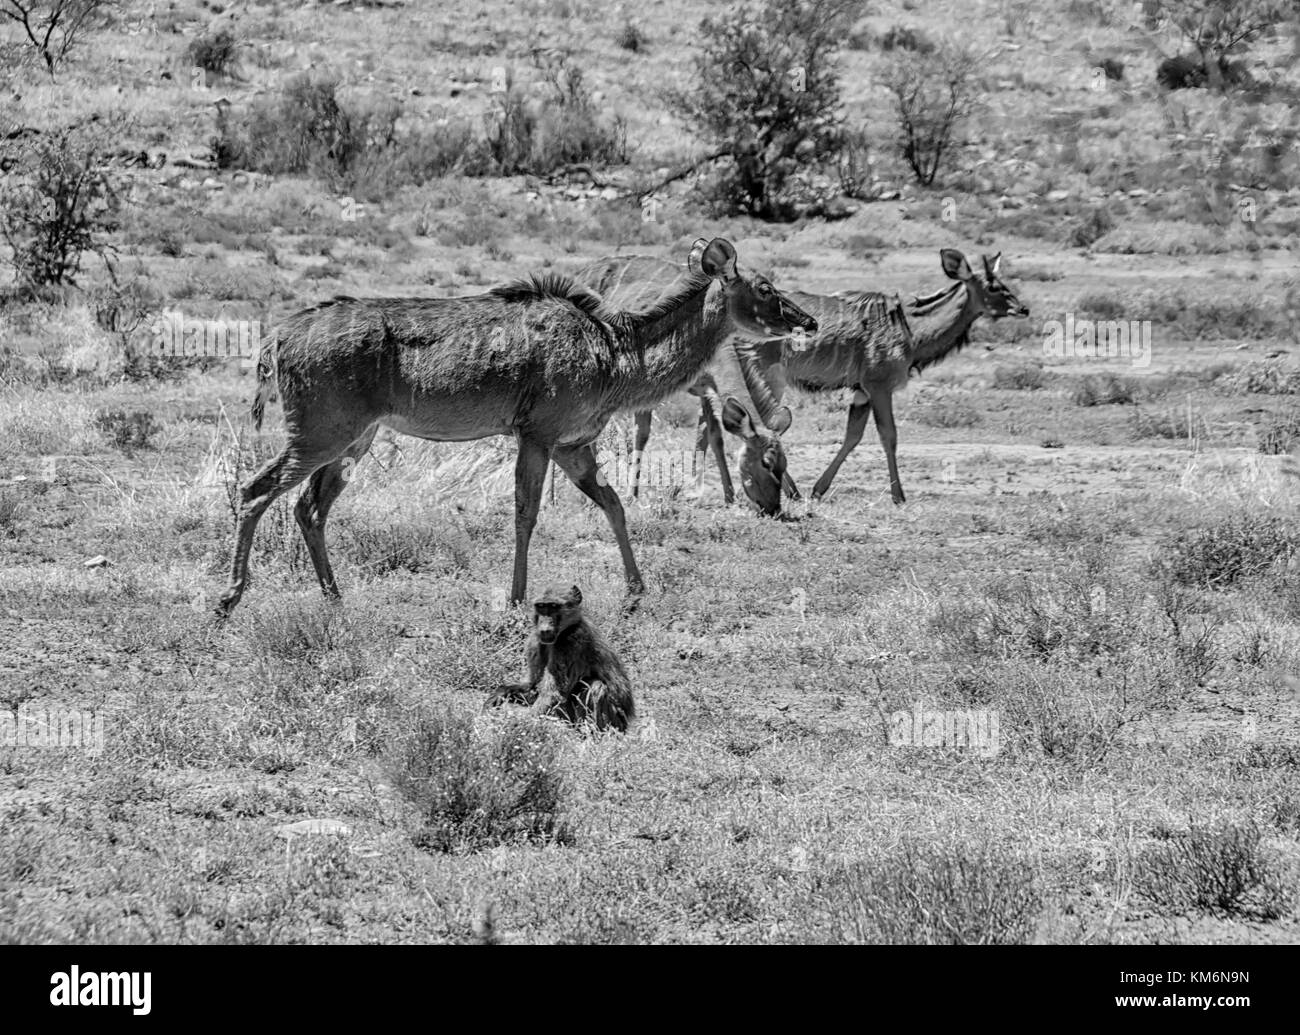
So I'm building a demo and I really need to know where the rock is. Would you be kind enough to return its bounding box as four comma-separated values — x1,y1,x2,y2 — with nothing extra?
276,819,351,839
1046,189,1070,202
821,196,858,221
84,555,109,568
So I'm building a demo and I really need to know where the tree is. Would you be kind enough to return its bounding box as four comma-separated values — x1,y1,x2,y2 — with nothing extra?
0,116,125,290
0,0,115,78
1150,0,1294,91
880,42,982,187
671,0,858,220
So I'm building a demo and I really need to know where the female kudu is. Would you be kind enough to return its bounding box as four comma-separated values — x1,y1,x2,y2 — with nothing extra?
215,237,816,617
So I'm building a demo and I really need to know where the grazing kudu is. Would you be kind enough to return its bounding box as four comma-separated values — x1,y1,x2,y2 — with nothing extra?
578,255,798,515
215,238,816,617
787,249,1029,503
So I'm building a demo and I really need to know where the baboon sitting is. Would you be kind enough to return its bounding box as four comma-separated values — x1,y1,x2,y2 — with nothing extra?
488,585,635,733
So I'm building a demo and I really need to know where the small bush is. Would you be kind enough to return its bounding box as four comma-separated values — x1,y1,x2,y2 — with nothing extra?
1131,406,1188,440
1159,512,1295,588
1216,361,1300,396
913,399,980,427
1258,407,1300,454
186,24,240,80
807,837,1041,944
879,41,981,186
0,488,20,537
1070,372,1139,406
337,510,471,575
992,363,1045,390
615,21,647,52
389,707,571,853
1135,820,1294,918
0,116,126,289
877,24,936,53
1066,204,1116,248
93,409,160,453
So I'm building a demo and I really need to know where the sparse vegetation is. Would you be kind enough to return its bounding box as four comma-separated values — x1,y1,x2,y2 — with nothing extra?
1135,820,1294,917
806,838,1041,944
0,116,126,289
879,41,982,186
388,706,571,853
1159,512,1296,588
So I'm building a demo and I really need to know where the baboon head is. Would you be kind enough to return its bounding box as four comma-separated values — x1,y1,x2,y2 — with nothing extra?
940,248,1030,319
533,584,583,645
690,238,819,341
721,396,787,517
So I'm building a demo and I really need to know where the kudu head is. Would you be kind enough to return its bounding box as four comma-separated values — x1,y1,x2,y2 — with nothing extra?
940,249,1030,319
690,238,818,340
721,396,787,517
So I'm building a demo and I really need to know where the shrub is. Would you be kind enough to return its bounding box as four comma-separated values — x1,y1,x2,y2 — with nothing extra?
992,362,1045,390
913,399,980,427
0,117,126,289
879,41,981,186
1215,361,1300,395
1070,372,1139,406
615,20,647,52
1149,0,1288,92
93,409,161,453
671,0,857,219
186,24,240,82
389,707,571,853
877,24,936,53
1066,204,1116,248
807,837,1041,944
215,73,400,190
1159,512,1295,588
1135,820,1294,918
1257,407,1300,454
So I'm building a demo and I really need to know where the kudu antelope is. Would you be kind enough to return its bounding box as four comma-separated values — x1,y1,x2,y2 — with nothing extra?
578,255,799,515
622,249,1029,506
786,249,1029,503
215,238,816,617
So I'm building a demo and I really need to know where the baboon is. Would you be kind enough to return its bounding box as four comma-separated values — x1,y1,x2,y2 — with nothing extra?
488,585,635,733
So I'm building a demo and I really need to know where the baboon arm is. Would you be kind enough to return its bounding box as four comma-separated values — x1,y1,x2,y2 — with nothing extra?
529,669,563,719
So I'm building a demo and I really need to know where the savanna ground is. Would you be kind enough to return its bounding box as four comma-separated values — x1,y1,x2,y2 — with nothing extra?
1,0,1299,943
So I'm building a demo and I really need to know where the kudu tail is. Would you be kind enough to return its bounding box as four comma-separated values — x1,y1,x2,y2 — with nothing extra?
250,339,278,431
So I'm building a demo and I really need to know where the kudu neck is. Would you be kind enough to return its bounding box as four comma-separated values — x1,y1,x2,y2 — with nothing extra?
909,282,984,368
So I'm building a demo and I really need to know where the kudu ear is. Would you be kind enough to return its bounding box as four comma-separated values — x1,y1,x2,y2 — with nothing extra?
720,397,756,439
699,238,739,284
985,252,1003,279
940,248,973,281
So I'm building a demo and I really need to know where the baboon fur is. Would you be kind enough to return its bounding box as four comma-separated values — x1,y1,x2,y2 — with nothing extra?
489,584,635,733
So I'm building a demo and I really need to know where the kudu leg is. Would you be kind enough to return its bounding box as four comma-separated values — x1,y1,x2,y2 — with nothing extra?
295,427,377,600
216,450,320,618
868,384,906,505
811,390,871,502
510,437,551,605
706,412,737,505
552,442,645,597
692,403,709,493
631,410,652,500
